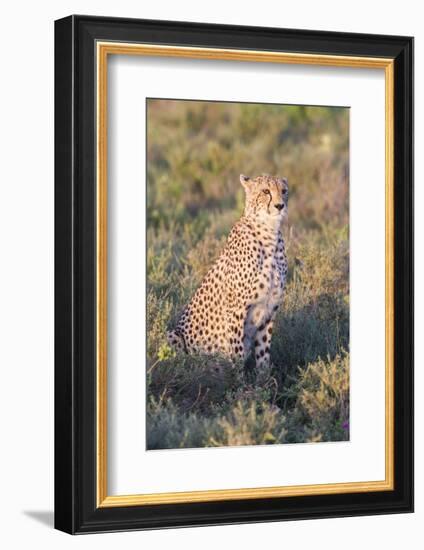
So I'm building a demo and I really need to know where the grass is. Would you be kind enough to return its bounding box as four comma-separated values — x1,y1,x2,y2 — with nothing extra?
146,99,350,449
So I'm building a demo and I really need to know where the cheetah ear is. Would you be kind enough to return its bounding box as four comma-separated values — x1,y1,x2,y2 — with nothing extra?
240,174,252,190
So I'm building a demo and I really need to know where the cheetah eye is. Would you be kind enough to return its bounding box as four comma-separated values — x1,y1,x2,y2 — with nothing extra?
263,189,271,195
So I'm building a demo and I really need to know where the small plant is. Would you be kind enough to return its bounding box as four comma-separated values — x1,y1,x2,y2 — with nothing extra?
157,343,176,362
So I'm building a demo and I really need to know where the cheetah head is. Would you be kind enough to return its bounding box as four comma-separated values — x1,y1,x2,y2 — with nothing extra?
240,174,288,224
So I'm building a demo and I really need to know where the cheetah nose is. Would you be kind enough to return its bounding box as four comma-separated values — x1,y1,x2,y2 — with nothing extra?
274,203,284,211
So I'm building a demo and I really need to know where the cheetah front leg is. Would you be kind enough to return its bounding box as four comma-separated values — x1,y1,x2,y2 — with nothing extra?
254,319,274,368
227,310,249,363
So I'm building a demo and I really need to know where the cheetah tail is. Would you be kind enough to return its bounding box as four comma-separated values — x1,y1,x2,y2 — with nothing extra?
167,329,187,353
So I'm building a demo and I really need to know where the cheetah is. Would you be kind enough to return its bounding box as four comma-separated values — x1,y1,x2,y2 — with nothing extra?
168,174,288,367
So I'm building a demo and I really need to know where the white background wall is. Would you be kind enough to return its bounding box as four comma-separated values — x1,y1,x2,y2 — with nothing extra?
0,0,420,548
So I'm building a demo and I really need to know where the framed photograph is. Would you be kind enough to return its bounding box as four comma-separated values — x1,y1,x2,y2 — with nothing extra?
54,15,413,534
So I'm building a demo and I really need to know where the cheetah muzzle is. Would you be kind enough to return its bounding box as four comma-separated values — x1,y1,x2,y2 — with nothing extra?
167,174,288,368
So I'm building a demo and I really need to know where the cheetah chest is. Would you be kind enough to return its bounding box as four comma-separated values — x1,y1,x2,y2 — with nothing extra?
245,236,287,337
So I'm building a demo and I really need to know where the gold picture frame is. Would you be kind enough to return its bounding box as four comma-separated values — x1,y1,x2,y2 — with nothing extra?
96,42,394,508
